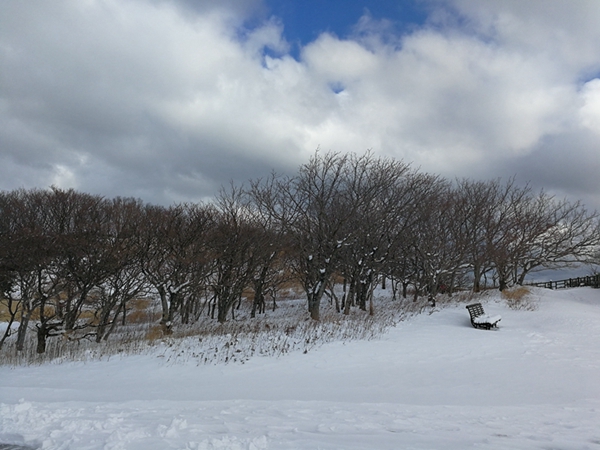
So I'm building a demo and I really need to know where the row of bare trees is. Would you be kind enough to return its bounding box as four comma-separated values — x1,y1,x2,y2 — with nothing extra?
250,152,599,318
1,152,599,352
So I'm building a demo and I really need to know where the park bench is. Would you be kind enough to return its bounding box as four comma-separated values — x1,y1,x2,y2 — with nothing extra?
466,303,501,330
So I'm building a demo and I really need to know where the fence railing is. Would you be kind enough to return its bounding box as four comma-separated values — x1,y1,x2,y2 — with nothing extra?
530,274,600,290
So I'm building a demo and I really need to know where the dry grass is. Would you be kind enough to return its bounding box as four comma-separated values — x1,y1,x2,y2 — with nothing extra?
126,298,159,324
457,289,490,303
0,301,20,321
241,288,255,302
449,291,477,304
278,286,305,300
433,288,494,306
30,305,56,320
78,310,98,325
275,279,305,300
145,325,165,341
4,283,504,367
0,304,58,321
127,308,151,324
131,298,151,310
0,292,424,366
502,286,536,310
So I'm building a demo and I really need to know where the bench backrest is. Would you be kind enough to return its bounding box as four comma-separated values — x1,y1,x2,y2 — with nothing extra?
466,303,485,318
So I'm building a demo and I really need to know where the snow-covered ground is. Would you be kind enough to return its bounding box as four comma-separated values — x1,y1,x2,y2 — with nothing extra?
1,287,599,449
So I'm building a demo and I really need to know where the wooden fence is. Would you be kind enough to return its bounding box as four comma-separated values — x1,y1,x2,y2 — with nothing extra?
530,274,600,290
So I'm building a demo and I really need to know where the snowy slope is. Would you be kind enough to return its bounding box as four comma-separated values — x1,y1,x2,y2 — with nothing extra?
1,287,599,449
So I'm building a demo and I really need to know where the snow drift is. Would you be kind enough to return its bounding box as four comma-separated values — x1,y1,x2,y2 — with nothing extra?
1,287,599,449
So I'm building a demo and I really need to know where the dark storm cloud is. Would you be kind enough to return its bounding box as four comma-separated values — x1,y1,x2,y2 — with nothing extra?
493,131,600,211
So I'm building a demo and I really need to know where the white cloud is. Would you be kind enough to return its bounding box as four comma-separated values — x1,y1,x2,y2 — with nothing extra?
302,34,380,83
580,79,600,134
433,0,600,69
0,0,599,210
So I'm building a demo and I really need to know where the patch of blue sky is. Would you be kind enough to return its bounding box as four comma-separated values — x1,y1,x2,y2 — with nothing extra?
329,81,345,94
577,68,600,86
263,0,429,58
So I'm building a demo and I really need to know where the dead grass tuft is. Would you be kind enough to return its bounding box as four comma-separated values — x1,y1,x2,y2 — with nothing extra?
502,286,536,310
78,310,98,325
131,298,151,310
444,289,491,305
126,298,158,324
30,306,56,320
127,308,152,324
145,325,164,341
0,302,20,321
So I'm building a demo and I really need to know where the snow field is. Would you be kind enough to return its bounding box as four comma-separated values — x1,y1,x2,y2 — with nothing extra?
1,287,599,449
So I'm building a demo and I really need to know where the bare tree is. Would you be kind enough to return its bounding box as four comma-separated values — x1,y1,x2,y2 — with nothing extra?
501,194,600,286
248,176,296,317
249,153,347,320
8,189,65,353
0,191,20,349
44,188,119,334
382,172,451,301
452,179,509,292
137,203,214,331
94,197,148,342
208,185,261,323
335,155,412,314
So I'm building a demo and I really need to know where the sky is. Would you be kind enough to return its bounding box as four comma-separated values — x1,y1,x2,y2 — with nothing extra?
1,0,600,210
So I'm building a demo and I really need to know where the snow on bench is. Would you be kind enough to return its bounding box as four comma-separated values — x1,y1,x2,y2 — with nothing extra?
466,303,501,330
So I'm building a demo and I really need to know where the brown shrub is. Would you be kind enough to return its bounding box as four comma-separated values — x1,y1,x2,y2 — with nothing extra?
144,325,164,341
502,286,535,310
126,298,158,324
30,305,56,320
78,310,99,325
0,301,22,321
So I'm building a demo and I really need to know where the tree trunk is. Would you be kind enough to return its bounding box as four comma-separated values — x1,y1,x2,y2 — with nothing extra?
15,312,31,352
390,277,397,300
413,285,419,302
251,284,263,318
158,286,169,324
357,281,367,311
251,265,270,318
0,300,17,350
307,272,328,320
498,277,508,291
217,298,230,323
473,264,481,293
102,301,126,341
167,292,179,324
497,265,509,291
96,298,121,343
64,289,90,331
36,324,47,354
344,278,355,315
